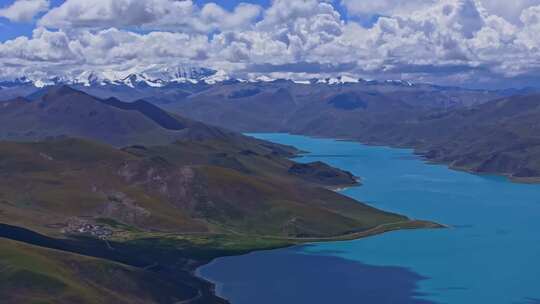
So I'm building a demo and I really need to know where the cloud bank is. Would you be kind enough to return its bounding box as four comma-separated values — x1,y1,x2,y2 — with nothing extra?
1,0,539,88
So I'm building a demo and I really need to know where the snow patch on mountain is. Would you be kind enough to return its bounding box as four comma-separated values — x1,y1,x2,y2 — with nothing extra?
0,67,419,89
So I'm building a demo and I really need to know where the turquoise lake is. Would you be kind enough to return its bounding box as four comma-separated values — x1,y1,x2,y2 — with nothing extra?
198,134,540,304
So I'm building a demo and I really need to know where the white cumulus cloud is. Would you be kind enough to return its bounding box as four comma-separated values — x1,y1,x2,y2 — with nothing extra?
0,0,49,22
39,0,262,33
342,0,540,25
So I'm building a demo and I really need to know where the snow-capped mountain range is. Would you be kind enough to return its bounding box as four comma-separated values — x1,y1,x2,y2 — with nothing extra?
0,65,418,89
0,67,231,89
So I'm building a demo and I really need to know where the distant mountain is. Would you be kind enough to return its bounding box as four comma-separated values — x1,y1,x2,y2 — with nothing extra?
0,85,266,147
3,68,529,106
0,86,186,146
0,76,33,88
0,77,42,101
0,66,226,89
160,80,507,132
151,82,540,181
169,87,540,181
357,94,540,182
3,72,539,181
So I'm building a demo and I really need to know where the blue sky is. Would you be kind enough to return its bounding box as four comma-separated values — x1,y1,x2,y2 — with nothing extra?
0,0,539,89
0,0,57,40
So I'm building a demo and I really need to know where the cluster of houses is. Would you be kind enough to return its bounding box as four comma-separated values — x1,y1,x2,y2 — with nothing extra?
63,218,113,239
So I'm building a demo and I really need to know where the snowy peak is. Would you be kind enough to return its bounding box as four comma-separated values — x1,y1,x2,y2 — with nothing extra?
1,66,228,88
1,69,419,89
311,76,361,85
139,66,228,85
121,73,166,88
383,79,415,87
147,66,217,82
79,66,227,87
71,71,119,87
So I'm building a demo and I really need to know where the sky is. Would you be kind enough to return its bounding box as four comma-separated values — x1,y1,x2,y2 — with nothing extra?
0,0,539,89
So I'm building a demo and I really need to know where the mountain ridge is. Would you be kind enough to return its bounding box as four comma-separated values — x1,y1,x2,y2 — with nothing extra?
165,87,540,182
0,85,277,148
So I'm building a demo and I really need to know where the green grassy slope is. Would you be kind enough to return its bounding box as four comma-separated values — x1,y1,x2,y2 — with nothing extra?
0,238,199,304
0,137,404,238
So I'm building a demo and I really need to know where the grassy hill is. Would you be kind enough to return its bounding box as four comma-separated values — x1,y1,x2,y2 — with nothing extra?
0,238,208,304
0,137,404,238
0,85,287,148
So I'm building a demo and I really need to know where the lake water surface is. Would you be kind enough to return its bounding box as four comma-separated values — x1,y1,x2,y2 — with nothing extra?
198,134,540,304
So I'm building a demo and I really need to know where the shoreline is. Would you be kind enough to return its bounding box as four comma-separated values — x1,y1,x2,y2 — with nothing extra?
362,141,540,185
192,219,446,303
187,133,540,304
284,132,540,185
325,177,362,192
192,133,448,304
